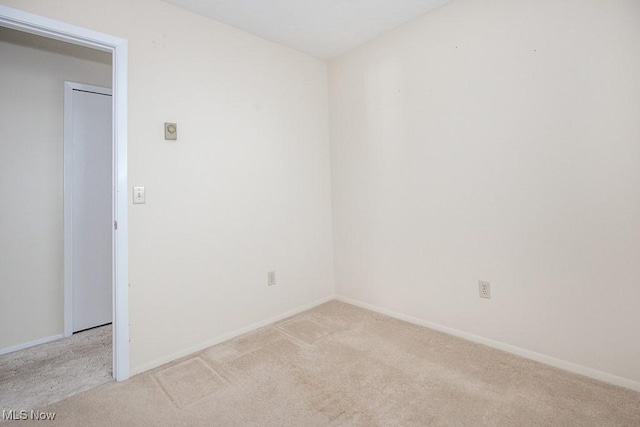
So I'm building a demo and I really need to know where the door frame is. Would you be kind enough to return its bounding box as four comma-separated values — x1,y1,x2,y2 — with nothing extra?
63,81,113,337
0,5,130,381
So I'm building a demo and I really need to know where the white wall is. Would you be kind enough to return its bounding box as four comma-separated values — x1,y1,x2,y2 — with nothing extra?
329,0,640,386
6,0,637,390
0,27,111,351
0,0,334,373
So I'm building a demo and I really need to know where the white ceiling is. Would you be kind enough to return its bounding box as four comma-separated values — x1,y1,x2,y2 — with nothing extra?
162,0,449,59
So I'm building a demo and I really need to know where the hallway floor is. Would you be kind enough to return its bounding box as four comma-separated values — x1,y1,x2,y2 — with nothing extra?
0,325,112,414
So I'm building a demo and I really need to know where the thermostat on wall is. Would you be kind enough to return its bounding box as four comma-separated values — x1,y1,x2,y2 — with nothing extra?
165,122,177,140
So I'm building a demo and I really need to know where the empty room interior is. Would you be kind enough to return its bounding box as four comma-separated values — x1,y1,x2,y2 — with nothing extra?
0,0,639,425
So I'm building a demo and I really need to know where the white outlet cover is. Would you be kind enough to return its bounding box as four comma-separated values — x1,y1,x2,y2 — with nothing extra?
479,281,491,299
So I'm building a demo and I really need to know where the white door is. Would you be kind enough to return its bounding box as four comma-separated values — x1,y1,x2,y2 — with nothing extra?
67,85,113,333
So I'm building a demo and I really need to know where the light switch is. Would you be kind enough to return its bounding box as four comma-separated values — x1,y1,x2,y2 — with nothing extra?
133,186,145,204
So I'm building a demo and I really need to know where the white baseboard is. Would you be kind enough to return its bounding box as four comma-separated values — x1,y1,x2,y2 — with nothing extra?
0,333,64,356
131,295,335,376
336,295,640,393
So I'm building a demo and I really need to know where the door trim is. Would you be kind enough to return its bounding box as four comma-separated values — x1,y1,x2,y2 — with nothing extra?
63,82,113,337
0,5,130,381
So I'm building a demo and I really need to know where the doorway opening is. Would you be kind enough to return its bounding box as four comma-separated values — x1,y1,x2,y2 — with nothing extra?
0,4,129,386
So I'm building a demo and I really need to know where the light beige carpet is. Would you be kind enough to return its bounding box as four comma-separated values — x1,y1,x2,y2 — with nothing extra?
4,301,639,426
0,325,112,414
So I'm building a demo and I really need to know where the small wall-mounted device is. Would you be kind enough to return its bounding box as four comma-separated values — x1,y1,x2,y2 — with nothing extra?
479,281,491,299
267,271,276,286
133,186,145,204
164,122,177,140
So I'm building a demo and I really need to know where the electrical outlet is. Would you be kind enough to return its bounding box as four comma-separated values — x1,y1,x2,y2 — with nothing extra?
479,281,491,299
267,271,276,286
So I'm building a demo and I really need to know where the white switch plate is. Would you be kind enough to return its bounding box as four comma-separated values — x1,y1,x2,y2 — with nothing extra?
133,186,145,204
